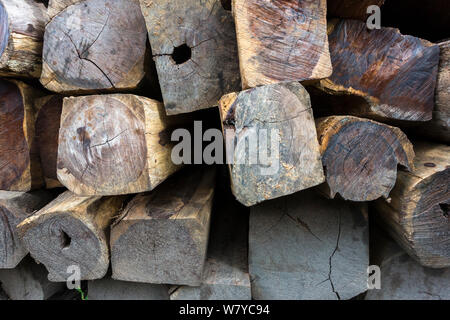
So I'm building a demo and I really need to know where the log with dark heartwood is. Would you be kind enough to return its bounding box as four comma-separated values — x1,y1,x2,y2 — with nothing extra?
373,142,450,269
17,191,127,281
56,94,185,196
219,82,324,207
311,19,440,122
111,167,215,286
139,0,240,115
0,190,53,268
0,79,43,191
233,0,332,89
316,116,415,202
0,0,48,78
41,0,149,93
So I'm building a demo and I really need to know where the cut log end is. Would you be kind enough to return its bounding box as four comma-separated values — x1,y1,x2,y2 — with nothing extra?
316,116,414,201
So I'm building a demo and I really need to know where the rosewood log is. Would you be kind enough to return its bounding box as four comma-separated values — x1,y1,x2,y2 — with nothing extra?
0,0,47,78
0,190,52,268
313,19,440,122
316,116,415,201
0,256,64,300
365,226,450,300
219,82,324,207
34,95,64,189
170,192,251,300
17,191,126,281
327,0,385,20
233,0,332,89
0,79,43,191
139,0,240,115
41,0,148,93
249,190,369,300
111,167,215,286
373,142,450,268
57,94,183,196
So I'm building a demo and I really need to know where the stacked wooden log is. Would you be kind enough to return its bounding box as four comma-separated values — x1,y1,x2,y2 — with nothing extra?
0,0,448,300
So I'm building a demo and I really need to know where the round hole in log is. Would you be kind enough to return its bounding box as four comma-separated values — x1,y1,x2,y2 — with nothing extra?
0,2,9,59
171,44,191,65
60,230,71,249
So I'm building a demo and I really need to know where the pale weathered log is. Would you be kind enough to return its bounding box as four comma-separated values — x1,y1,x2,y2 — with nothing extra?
0,79,43,191
0,0,48,78
218,82,324,207
0,256,64,300
139,0,240,115
57,94,183,196
111,167,215,286
415,41,450,143
374,142,450,268
249,189,369,300
34,95,64,189
88,277,169,300
17,191,126,281
0,190,53,268
41,0,148,93
312,19,440,122
316,116,415,201
327,0,385,20
233,0,332,89
365,226,450,300
170,191,250,300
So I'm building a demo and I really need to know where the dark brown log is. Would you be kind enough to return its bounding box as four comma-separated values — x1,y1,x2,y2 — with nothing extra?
0,79,43,191
414,41,450,143
233,0,332,89
0,256,64,300
327,0,385,20
139,0,240,115
170,191,251,300
34,95,64,189
373,142,450,268
41,0,148,93
0,0,47,78
57,94,184,196
218,82,324,207
312,19,440,122
0,190,53,268
17,191,126,281
249,189,369,300
111,167,215,286
316,116,415,201
366,226,450,300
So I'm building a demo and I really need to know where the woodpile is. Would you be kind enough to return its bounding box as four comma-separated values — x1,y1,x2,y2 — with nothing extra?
0,0,448,301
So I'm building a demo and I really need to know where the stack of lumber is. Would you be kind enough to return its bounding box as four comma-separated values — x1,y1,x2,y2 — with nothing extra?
0,0,448,300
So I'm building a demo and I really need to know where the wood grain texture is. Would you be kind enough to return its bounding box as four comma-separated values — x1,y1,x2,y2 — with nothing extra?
416,41,450,143
327,0,385,20
41,0,148,93
0,0,47,78
0,190,53,268
170,192,250,300
0,256,64,300
17,191,126,281
57,94,183,196
88,277,169,300
374,142,450,268
314,19,440,122
233,0,332,89
111,167,215,286
34,95,64,189
366,226,450,300
140,0,240,115
0,79,43,191
249,189,369,300
219,82,324,207
316,116,415,201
